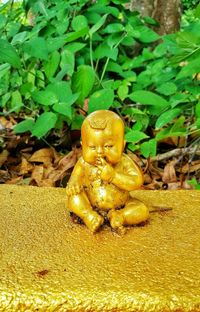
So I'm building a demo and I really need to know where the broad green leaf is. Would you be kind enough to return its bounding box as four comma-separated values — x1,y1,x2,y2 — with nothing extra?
89,14,108,37
53,94,79,115
117,84,128,100
60,49,74,76
125,130,149,143
23,37,48,60
65,27,89,43
87,4,119,17
155,108,181,129
129,90,168,109
72,65,95,104
0,39,21,68
46,81,73,103
95,43,118,61
14,119,34,134
53,102,72,119
140,139,157,158
32,112,57,138
195,101,200,118
88,89,114,113
132,26,160,43
11,90,23,112
46,37,66,52
71,15,88,31
156,82,177,96
156,127,187,140
32,90,58,106
71,114,85,130
44,51,60,79
11,31,28,45
156,117,187,140
176,58,200,80
176,31,200,49
0,14,6,29
66,42,86,53
103,23,124,33
106,61,123,74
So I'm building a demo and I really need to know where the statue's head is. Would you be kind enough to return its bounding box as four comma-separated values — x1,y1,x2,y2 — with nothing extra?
81,110,125,165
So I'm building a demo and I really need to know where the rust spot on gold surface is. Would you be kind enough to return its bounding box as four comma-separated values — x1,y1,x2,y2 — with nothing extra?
0,184,200,311
36,270,49,278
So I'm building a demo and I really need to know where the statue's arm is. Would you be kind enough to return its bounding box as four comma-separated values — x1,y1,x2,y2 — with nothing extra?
111,156,143,191
66,158,84,196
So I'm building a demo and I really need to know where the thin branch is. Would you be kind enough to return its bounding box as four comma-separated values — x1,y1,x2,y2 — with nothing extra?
151,146,200,162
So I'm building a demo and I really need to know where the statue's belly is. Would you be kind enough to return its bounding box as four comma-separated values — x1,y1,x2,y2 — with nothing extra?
85,181,129,210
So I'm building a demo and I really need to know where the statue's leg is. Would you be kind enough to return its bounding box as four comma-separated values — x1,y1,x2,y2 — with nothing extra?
108,199,149,229
67,191,104,232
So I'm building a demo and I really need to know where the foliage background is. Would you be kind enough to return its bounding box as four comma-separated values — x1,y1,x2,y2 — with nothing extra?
0,0,200,189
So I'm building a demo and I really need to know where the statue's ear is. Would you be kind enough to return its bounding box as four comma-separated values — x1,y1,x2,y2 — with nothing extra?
80,140,82,146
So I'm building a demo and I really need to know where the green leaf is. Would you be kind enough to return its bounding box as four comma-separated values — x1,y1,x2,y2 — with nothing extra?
129,90,168,110
0,39,21,68
46,81,73,103
176,31,200,49
53,102,72,119
117,84,128,100
103,23,124,33
14,119,34,134
71,114,85,130
65,42,86,53
72,65,95,104
88,89,114,113
65,27,89,43
176,58,200,80
46,37,66,52
11,90,23,112
11,31,28,45
44,51,60,79
195,101,200,118
89,14,108,37
23,37,48,60
140,139,157,158
156,82,177,96
133,26,160,43
0,14,6,29
60,49,74,76
32,90,58,106
156,117,187,140
95,42,118,61
71,15,88,31
155,108,181,129
31,112,57,138
125,130,149,144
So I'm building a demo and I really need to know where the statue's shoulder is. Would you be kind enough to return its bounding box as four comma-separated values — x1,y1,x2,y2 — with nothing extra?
121,153,135,164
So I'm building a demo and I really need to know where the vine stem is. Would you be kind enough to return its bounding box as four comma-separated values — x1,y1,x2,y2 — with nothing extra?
99,32,127,85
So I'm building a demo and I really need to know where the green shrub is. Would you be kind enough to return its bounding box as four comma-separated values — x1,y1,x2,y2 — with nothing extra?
0,0,199,158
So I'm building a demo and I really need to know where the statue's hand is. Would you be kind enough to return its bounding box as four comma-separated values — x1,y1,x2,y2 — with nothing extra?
97,158,115,183
66,183,82,196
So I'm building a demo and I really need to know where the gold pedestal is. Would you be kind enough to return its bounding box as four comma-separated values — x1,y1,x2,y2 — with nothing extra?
0,184,200,311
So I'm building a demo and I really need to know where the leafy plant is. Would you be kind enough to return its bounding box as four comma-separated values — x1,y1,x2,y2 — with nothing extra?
0,0,199,159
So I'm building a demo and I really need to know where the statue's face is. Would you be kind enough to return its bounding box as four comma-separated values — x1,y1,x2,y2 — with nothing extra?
82,122,124,166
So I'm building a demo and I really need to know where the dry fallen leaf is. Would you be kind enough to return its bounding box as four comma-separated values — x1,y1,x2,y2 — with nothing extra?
162,160,177,183
19,157,34,175
0,150,9,167
29,148,55,165
180,160,200,174
31,165,44,186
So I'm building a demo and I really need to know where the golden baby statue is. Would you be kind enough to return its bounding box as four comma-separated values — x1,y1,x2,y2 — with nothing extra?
66,110,149,232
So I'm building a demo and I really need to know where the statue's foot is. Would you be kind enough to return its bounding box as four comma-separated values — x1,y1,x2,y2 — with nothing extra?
84,211,104,233
108,210,124,229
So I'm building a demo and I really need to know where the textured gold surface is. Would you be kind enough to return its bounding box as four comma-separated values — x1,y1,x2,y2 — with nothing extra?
0,184,200,311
